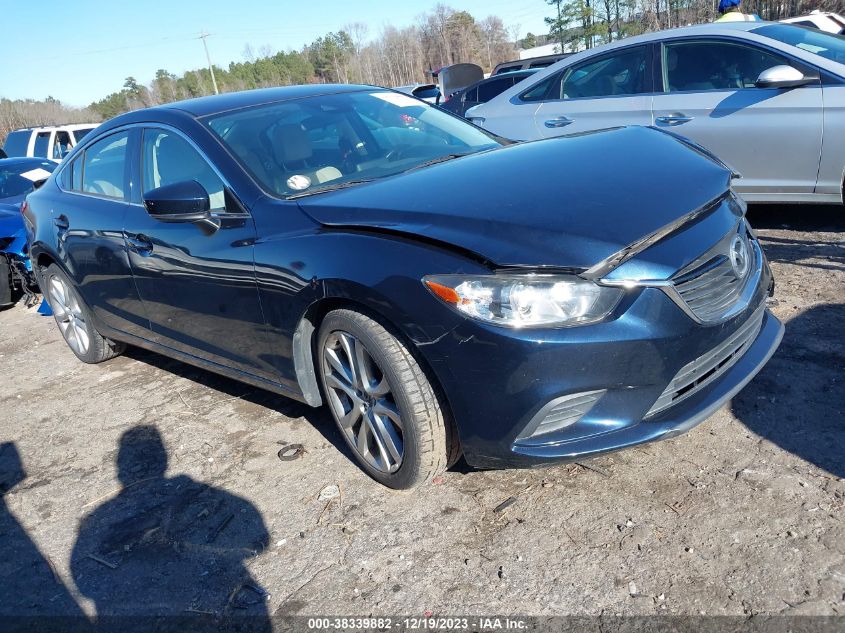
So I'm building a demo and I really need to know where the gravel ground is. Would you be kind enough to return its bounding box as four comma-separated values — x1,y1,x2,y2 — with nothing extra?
0,205,843,626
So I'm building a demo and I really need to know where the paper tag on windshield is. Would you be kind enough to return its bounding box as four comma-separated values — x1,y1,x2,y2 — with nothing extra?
286,174,311,191
19,168,53,182
370,92,421,108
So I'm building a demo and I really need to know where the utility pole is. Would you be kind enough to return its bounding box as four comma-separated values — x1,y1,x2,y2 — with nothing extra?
199,31,219,95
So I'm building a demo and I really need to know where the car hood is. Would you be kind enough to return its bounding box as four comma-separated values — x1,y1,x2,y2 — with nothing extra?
297,126,733,271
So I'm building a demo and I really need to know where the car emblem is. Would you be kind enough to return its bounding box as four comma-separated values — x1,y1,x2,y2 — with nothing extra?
729,234,750,279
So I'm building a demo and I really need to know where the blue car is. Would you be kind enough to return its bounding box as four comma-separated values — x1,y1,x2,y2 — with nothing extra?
0,157,56,307
23,85,783,488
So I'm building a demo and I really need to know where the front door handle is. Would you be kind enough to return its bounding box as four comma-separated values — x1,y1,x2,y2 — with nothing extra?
655,114,694,125
125,233,153,254
54,215,69,230
544,116,574,128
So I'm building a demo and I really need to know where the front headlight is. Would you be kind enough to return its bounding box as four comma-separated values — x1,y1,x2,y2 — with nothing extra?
423,274,623,328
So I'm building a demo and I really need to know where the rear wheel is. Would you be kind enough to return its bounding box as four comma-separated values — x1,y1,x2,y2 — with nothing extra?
316,309,458,489
43,264,124,363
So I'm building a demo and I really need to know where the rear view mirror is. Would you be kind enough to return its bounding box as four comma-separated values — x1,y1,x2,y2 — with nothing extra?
755,65,813,89
143,180,210,223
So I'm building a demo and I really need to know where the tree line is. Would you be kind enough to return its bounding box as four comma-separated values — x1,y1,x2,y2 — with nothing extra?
87,4,518,120
545,0,844,53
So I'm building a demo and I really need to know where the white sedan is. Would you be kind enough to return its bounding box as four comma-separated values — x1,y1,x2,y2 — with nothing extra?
467,22,845,205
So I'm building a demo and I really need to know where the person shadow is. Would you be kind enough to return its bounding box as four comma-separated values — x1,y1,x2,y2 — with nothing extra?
69,425,272,632
1,442,90,632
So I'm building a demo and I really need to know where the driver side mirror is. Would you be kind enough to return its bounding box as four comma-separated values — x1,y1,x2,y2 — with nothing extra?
755,65,814,89
143,180,210,223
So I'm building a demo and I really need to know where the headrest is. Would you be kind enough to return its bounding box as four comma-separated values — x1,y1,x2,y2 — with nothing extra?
272,124,312,164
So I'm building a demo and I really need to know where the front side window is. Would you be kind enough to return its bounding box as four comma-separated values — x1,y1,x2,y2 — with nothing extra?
664,40,790,92
81,132,129,199
142,129,227,211
53,131,72,160
205,90,499,198
553,46,649,100
753,24,845,63
33,132,51,158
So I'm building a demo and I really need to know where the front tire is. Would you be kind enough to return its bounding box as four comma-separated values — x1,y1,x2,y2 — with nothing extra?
317,309,457,489
43,264,125,363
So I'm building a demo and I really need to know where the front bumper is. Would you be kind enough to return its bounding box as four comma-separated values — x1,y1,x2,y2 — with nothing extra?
416,267,782,468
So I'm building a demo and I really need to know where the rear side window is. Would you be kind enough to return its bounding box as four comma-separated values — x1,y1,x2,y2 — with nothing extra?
664,41,789,92
555,46,649,99
3,131,31,157
71,157,83,191
463,86,478,102
81,132,129,199
33,132,51,158
72,128,95,144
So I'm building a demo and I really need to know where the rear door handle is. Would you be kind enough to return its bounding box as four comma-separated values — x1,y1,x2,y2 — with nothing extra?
544,116,574,128
655,114,694,125
125,233,153,254
54,215,69,230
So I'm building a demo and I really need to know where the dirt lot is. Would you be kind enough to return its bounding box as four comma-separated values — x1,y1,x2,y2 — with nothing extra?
1,205,843,626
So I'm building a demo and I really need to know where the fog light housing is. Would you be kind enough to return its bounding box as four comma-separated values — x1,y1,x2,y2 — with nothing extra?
517,390,605,440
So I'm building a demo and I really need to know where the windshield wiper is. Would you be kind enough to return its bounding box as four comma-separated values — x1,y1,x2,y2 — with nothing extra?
286,178,375,199
402,152,473,173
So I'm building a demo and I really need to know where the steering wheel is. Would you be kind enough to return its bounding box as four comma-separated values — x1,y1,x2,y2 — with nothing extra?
384,145,414,162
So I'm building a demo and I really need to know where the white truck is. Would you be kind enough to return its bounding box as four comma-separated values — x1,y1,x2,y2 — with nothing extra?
2,123,99,163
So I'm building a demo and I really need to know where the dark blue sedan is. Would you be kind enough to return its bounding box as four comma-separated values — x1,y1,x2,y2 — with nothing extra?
23,85,783,488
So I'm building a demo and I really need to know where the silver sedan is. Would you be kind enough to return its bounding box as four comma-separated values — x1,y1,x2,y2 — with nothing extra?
468,23,845,205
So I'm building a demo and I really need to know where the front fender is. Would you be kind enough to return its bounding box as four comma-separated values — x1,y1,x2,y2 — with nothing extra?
253,228,489,401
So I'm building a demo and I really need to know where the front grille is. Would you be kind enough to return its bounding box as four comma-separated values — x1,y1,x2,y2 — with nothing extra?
646,303,766,418
672,223,758,323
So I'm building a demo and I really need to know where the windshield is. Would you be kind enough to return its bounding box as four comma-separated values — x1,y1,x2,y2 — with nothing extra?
0,161,56,200
205,90,500,197
754,24,845,63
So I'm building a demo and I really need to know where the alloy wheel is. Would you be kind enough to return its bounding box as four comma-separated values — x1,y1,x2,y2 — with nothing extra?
49,275,90,356
322,330,404,473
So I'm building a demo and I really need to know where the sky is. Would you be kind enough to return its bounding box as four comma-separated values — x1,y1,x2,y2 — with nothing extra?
2,0,552,107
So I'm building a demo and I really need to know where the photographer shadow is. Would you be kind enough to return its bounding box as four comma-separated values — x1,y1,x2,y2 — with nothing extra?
69,425,272,632
0,442,89,631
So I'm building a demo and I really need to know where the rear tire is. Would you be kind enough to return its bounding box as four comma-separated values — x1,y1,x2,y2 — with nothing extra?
0,258,12,308
316,309,458,489
43,263,125,363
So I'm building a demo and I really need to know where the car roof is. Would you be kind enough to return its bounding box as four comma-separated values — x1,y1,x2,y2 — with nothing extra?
158,84,381,117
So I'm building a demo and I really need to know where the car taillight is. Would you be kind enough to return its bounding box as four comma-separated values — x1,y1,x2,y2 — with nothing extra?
443,94,451,102
20,201,28,216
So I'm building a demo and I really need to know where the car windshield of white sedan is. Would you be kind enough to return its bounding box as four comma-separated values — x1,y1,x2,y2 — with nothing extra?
205,91,500,197
755,24,845,63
